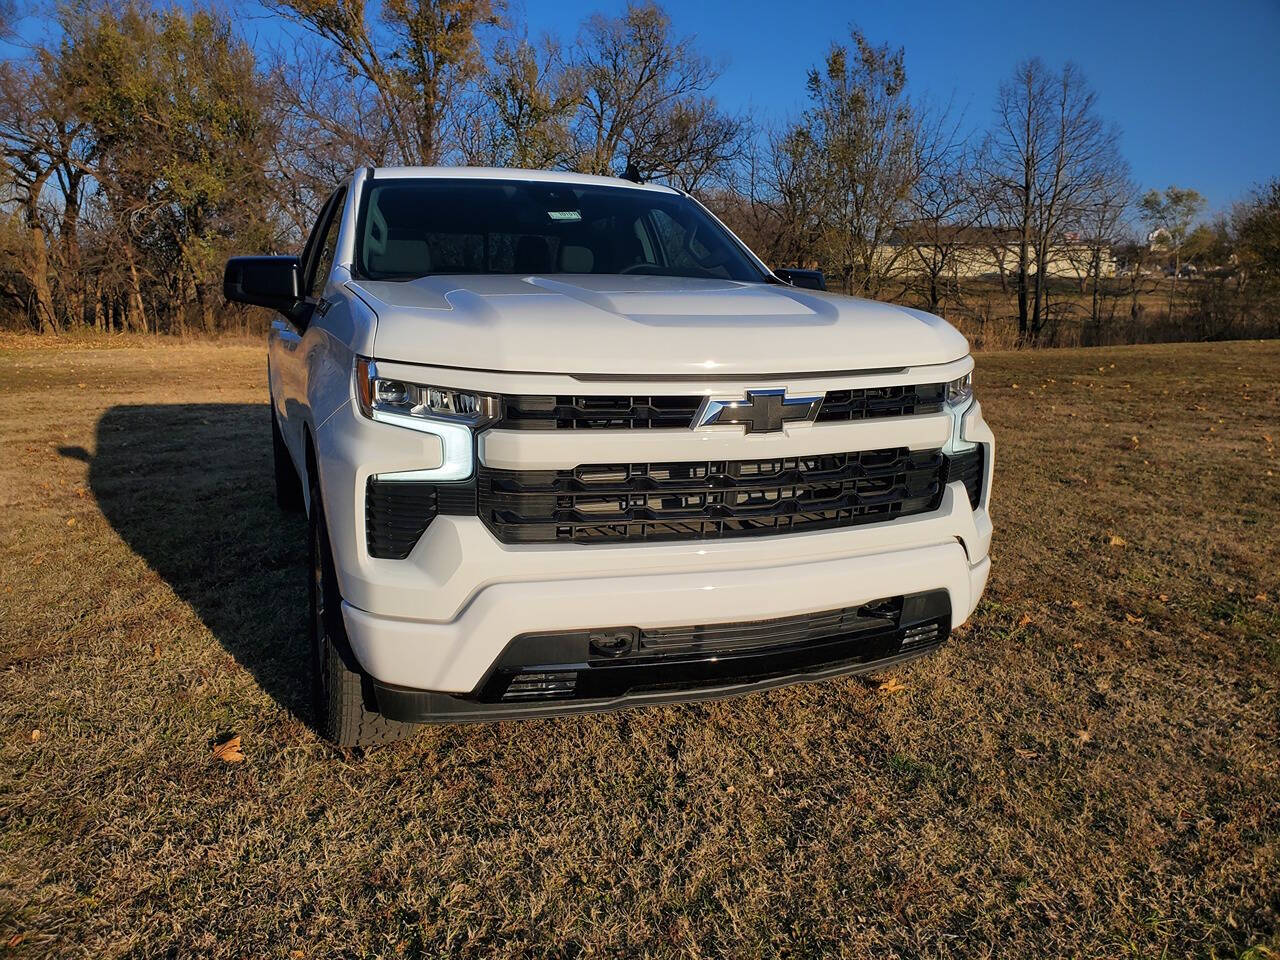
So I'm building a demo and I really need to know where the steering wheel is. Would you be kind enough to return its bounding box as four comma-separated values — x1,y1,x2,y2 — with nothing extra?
617,262,660,275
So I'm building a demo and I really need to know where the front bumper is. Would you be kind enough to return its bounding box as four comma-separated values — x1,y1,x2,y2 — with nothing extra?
315,378,995,712
339,491,990,696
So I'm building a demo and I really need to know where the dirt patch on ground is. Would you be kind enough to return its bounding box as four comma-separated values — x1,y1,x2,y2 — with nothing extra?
1,340,1277,958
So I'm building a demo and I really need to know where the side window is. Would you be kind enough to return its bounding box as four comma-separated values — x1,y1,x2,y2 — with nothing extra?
307,190,345,298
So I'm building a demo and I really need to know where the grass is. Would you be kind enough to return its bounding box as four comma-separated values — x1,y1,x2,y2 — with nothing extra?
1,338,1278,958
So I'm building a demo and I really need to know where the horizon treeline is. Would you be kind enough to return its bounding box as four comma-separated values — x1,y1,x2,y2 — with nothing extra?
1,0,1277,347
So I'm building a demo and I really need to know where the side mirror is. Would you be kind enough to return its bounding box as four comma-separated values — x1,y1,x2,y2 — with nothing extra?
224,256,301,313
775,268,827,291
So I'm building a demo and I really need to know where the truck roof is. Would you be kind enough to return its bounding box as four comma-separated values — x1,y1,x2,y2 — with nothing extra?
366,165,680,194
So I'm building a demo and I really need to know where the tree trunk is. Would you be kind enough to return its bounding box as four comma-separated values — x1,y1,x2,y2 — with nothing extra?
23,196,58,335
124,246,148,333
195,277,216,334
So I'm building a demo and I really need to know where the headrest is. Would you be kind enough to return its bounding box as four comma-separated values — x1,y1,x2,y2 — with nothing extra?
559,245,594,273
369,238,430,277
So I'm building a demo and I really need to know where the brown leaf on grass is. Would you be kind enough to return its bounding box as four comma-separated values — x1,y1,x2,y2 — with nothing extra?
212,735,244,764
1256,593,1270,603
1108,535,1126,547
1125,613,1145,625
65,517,76,527
1159,594,1170,602
30,729,41,743
878,677,906,694
1018,612,1033,627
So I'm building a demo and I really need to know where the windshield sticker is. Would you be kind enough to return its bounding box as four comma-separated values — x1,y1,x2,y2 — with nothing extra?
547,210,582,222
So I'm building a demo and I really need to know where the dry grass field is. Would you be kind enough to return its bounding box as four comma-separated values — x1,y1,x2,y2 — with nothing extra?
1,337,1278,959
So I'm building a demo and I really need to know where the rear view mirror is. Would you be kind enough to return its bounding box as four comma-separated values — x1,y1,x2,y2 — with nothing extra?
775,268,827,291
224,256,301,312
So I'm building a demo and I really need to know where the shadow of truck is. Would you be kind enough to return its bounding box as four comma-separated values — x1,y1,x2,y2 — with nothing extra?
70,403,311,717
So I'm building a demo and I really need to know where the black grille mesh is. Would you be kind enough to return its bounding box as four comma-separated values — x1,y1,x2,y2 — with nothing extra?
496,384,945,430
477,447,946,544
365,479,437,559
943,447,984,509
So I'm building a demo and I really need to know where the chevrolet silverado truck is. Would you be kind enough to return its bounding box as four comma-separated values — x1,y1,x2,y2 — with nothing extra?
223,167,994,747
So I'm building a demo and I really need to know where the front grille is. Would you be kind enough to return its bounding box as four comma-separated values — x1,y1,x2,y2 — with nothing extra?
496,384,945,430
943,446,984,509
477,447,946,544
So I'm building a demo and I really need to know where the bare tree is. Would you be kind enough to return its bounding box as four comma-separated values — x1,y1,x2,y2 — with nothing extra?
1077,165,1134,342
903,110,986,314
983,58,1120,343
265,0,499,166
794,29,919,297
1139,185,1205,316
458,32,580,169
570,2,743,189
0,51,86,333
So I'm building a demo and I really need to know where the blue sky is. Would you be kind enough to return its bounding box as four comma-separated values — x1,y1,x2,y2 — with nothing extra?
508,0,1280,215
9,0,1279,215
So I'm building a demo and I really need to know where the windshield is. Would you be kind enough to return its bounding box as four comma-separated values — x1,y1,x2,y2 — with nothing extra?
355,178,767,282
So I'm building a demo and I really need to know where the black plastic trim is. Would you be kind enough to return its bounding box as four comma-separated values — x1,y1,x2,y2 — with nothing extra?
370,590,950,722
477,447,946,544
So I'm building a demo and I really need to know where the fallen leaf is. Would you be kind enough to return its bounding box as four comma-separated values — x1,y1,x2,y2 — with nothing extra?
1108,535,1126,547
1125,613,1145,625
66,517,76,527
212,735,244,764
30,729,42,743
1159,594,1170,602
1017,612,1033,628
1257,593,1270,603
878,677,906,695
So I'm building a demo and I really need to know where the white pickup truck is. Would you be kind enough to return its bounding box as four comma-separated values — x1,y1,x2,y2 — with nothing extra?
224,167,994,746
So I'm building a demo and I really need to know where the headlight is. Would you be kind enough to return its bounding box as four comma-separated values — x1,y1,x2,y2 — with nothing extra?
945,372,973,407
355,358,501,428
354,358,500,483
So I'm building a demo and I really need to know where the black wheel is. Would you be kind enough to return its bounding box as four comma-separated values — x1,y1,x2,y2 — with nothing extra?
308,482,415,748
272,411,305,513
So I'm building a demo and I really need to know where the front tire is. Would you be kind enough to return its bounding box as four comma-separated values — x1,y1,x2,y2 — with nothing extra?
309,482,415,748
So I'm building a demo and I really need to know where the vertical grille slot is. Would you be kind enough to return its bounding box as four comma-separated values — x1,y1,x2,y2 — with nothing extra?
943,447,985,509
365,479,438,559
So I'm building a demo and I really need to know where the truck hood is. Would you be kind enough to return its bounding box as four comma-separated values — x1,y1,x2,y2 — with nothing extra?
350,274,969,376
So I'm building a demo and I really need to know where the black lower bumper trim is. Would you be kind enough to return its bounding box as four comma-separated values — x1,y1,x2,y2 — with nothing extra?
370,591,949,723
